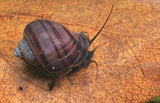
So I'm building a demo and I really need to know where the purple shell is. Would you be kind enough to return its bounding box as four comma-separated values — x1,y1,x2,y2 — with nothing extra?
23,20,89,74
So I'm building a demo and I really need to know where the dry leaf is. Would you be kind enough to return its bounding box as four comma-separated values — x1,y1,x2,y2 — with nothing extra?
0,0,160,103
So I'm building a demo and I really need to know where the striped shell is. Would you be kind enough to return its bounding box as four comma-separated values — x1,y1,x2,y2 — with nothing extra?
15,20,90,75
14,5,114,76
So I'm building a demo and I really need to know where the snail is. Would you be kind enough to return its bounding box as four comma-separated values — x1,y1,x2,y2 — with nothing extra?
14,5,114,90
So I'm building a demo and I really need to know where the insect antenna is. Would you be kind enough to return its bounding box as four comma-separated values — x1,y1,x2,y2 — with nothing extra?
89,4,114,45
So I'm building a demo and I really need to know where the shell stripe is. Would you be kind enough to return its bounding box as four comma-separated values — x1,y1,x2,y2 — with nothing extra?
77,36,88,64
25,26,48,69
47,21,68,55
63,27,88,67
59,28,78,64
49,38,79,74
44,20,76,68
63,27,76,44
70,35,88,67
70,36,83,67
51,38,78,69
46,21,75,64
39,20,68,69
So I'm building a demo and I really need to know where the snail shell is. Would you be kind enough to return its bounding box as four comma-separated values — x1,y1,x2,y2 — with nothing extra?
15,20,90,75
14,5,114,76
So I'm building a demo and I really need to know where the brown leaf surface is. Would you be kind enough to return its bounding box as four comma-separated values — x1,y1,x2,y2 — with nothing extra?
1,0,160,103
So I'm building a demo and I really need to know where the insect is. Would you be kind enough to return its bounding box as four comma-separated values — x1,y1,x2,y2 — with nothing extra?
14,5,114,90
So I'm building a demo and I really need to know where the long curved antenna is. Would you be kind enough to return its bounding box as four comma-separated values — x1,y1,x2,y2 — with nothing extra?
89,4,114,45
